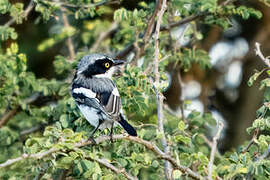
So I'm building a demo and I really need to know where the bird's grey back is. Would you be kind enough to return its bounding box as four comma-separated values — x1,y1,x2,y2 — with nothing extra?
73,74,115,93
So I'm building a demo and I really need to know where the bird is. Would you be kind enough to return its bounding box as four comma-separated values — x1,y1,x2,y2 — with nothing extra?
71,54,137,142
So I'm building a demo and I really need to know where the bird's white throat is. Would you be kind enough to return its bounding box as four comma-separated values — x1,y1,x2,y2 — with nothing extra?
94,66,115,79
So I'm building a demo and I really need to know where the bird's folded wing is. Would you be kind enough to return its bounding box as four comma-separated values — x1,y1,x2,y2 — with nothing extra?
72,86,121,118
97,87,121,118
74,96,109,116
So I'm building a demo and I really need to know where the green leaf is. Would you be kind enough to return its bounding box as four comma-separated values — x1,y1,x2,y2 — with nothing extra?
248,69,265,87
175,134,191,144
178,121,185,131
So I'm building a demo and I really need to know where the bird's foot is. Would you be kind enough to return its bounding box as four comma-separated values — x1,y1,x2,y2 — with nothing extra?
110,133,114,143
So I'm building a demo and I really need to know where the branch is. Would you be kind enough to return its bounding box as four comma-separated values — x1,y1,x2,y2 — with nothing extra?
160,13,206,31
90,158,138,180
254,42,270,68
53,0,120,9
4,0,35,27
57,2,75,61
0,108,18,128
0,134,203,179
114,0,236,60
0,93,40,129
20,124,43,136
207,121,224,180
160,0,235,31
152,1,173,179
90,21,118,52
242,128,259,153
143,0,162,45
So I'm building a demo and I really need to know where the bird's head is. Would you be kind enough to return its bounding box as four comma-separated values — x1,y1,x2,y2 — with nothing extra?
76,54,125,78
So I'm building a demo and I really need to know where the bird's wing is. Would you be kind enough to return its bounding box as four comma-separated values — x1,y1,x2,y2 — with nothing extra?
72,85,121,118
96,87,121,118
72,87,110,117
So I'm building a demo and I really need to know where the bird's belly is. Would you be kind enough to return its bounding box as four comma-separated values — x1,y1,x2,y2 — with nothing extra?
77,105,113,129
78,105,100,128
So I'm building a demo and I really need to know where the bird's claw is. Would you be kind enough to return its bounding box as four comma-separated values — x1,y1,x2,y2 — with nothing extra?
110,133,114,143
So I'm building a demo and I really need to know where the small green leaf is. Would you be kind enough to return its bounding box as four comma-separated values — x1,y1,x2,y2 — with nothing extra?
178,121,185,131
248,69,264,87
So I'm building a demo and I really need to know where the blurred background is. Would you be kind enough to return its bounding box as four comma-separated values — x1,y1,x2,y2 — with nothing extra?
1,0,270,151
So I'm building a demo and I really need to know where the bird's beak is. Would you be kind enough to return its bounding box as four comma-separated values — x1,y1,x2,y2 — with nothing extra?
113,60,125,66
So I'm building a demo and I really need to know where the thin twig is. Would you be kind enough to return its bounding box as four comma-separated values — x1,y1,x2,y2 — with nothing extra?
161,13,207,31
207,121,224,180
242,128,259,153
0,134,203,179
144,54,171,74
58,3,75,61
90,158,138,180
114,0,235,60
160,0,234,31
53,0,120,9
134,123,157,129
177,72,186,122
0,109,18,128
152,1,173,179
254,42,270,68
4,0,35,27
20,125,43,136
143,0,162,43
90,22,118,52
0,93,40,129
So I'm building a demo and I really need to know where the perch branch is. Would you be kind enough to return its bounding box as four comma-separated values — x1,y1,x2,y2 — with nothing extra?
207,121,224,180
254,42,270,68
90,157,138,180
4,0,35,27
0,134,203,179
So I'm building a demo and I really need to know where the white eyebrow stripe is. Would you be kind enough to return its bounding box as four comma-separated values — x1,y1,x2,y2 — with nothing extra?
73,87,96,99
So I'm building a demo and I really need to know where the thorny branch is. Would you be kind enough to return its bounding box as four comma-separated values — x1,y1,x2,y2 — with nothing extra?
152,0,173,179
0,134,203,180
207,121,224,180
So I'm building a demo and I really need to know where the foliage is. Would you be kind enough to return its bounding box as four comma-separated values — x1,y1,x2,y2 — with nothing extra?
0,0,269,179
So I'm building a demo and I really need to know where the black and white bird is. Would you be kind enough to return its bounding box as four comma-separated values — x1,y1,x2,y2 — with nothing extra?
71,54,137,141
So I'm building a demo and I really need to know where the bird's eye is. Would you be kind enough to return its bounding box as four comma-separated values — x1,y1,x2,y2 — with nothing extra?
104,62,110,68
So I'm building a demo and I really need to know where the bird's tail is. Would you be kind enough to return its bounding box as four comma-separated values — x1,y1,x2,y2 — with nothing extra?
119,114,137,136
